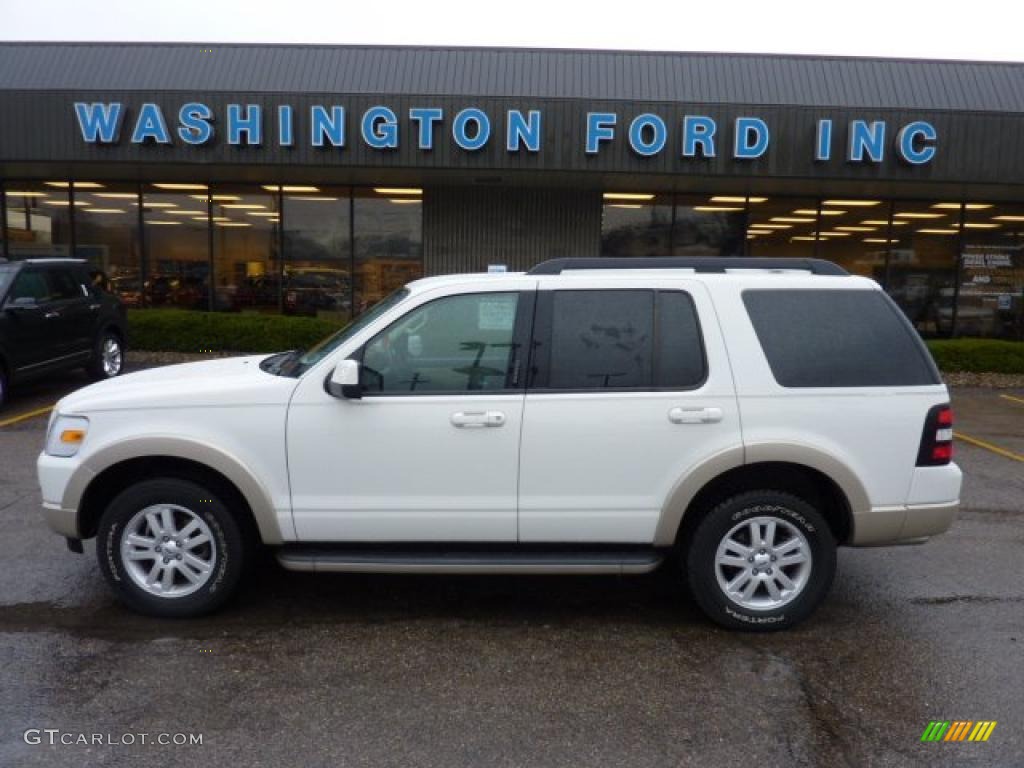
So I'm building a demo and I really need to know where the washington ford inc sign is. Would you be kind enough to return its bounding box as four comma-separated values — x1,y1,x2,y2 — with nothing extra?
73,102,939,165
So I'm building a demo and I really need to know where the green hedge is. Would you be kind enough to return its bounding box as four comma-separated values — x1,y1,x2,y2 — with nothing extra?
926,339,1024,375
129,310,1024,373
127,309,343,354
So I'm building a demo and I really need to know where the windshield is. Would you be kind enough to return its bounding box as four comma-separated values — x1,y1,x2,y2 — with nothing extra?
0,264,17,299
266,288,411,378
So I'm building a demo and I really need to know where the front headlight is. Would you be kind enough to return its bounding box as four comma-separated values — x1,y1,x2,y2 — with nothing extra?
45,415,89,458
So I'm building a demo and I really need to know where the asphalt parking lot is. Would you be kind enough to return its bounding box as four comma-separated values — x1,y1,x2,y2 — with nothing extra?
0,371,1021,767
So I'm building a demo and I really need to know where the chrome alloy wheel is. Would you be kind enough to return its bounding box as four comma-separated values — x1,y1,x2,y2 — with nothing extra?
101,337,123,377
714,515,812,611
120,504,217,598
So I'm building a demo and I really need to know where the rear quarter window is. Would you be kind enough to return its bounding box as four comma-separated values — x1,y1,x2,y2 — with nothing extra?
742,288,941,387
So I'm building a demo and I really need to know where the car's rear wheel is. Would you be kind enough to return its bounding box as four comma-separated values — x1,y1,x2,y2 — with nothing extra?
97,478,247,617
685,490,836,631
87,329,124,381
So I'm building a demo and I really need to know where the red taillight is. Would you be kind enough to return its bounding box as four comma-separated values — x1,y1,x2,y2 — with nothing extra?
917,404,954,466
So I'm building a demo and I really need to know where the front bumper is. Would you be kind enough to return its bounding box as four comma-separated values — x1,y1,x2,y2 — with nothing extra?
37,451,87,538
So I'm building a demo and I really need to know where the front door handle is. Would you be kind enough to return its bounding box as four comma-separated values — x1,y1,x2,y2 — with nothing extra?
668,406,723,424
44,310,61,319
451,411,506,428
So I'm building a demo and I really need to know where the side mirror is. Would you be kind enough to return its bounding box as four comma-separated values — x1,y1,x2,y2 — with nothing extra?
327,359,362,399
6,296,39,312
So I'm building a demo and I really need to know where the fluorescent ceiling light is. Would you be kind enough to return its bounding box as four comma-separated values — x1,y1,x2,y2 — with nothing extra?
216,222,252,227
83,208,126,214
374,187,422,196
835,226,876,232
770,216,814,223
608,204,643,209
993,215,1024,222
286,196,339,202
44,200,90,206
817,231,852,237
146,220,182,225
863,238,899,243
46,181,104,189
247,211,281,217
895,212,944,219
219,204,266,209
389,199,422,204
790,236,817,241
962,222,1000,229
189,194,241,201
153,183,209,191
602,192,653,201
164,210,208,216
861,220,898,225
710,196,767,203
746,229,775,235
94,192,139,199
792,208,842,216
136,202,178,208
4,191,48,197
262,185,320,193
822,199,881,206
916,228,959,234
694,205,743,212
931,203,992,210
750,223,792,229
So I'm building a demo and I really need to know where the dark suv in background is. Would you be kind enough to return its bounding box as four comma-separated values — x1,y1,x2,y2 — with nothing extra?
0,258,126,408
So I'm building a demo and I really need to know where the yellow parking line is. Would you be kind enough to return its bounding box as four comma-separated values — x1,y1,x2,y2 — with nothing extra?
954,431,1024,463
999,394,1024,406
0,405,54,428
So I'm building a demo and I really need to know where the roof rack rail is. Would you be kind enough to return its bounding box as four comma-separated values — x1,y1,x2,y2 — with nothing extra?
527,257,848,276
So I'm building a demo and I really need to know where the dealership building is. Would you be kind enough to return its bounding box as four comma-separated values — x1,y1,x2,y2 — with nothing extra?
0,42,1022,337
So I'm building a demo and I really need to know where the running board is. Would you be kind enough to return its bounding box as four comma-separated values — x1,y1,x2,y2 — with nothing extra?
276,547,664,575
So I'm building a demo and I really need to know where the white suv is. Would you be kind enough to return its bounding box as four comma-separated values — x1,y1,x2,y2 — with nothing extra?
37,258,962,630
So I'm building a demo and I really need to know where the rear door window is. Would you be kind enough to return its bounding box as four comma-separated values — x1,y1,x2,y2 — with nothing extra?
531,289,706,390
742,288,941,387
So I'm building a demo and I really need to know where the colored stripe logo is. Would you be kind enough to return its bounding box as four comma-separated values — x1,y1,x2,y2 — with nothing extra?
921,721,997,742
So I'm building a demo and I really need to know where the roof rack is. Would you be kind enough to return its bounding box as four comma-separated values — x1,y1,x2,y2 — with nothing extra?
527,257,848,276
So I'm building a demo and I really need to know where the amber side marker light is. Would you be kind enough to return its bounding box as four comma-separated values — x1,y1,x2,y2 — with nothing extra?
60,429,86,445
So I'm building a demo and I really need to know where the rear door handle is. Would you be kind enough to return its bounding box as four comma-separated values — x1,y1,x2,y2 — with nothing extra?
668,406,723,424
44,310,61,319
451,411,506,428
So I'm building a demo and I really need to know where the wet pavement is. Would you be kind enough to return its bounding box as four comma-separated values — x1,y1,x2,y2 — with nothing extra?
0,374,1021,767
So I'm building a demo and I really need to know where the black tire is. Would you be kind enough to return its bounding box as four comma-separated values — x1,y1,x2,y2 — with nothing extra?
96,477,248,618
685,490,836,632
86,328,124,381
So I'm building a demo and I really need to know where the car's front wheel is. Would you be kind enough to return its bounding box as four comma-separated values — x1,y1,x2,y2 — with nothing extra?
685,490,836,631
87,329,124,381
97,478,247,617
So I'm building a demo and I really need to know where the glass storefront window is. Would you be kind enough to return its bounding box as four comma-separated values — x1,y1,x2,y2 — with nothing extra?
73,182,142,306
142,184,211,310
211,186,280,313
958,202,1024,339
745,197,818,258
672,195,746,256
600,193,673,256
281,186,352,321
813,198,890,281
3,181,73,259
887,200,959,336
353,188,423,313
